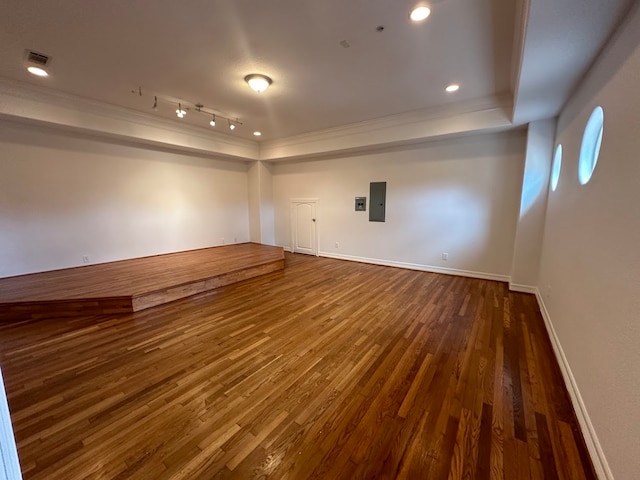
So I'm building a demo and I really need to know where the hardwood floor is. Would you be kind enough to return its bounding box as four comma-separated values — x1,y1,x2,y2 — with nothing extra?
0,253,595,479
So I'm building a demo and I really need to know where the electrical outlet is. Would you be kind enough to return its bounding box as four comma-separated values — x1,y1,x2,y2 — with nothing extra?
82,255,89,264
335,242,339,248
442,252,449,261
221,238,225,245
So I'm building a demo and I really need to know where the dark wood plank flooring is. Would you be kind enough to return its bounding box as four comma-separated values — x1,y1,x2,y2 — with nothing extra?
0,253,595,479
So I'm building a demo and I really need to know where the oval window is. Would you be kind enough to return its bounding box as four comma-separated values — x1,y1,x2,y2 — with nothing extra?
551,144,562,191
578,106,604,185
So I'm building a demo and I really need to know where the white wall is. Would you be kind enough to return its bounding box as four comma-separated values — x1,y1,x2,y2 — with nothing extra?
0,121,250,277
248,162,262,243
509,119,556,291
272,131,526,279
247,161,275,245
537,4,640,479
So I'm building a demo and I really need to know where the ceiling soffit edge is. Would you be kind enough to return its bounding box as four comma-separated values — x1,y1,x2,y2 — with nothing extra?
261,93,513,151
510,0,531,119
0,78,518,162
0,78,259,157
259,94,514,161
261,125,524,165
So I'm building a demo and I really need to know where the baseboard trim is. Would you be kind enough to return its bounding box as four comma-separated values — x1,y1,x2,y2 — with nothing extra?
317,251,510,282
534,289,613,480
508,283,537,293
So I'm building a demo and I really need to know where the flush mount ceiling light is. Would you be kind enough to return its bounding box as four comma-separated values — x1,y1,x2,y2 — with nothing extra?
253,131,262,137
27,66,48,77
410,5,431,22
244,74,272,93
445,84,460,92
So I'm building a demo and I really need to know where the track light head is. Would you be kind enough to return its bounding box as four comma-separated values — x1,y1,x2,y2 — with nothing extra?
209,114,216,127
176,103,186,118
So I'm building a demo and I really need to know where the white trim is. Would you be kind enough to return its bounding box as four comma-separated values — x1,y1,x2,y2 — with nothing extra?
0,368,22,480
508,283,537,293
534,289,613,480
318,251,510,282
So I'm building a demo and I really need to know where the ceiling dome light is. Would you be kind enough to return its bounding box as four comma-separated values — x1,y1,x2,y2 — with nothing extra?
27,66,48,77
245,74,272,93
410,6,431,22
253,131,262,137
445,84,460,93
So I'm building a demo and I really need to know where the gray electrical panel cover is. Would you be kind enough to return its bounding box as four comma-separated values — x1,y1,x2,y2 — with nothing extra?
369,182,386,222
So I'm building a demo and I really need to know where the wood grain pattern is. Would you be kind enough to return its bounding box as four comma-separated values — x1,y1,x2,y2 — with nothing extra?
0,253,596,479
0,244,284,320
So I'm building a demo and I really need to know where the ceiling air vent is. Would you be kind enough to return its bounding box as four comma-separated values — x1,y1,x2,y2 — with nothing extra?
26,51,50,66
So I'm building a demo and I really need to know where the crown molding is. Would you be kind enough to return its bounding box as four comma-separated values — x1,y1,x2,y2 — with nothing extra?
0,77,259,160
259,94,514,161
0,78,518,163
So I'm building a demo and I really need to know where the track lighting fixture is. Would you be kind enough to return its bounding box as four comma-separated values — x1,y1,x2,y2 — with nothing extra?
244,74,272,93
132,87,244,133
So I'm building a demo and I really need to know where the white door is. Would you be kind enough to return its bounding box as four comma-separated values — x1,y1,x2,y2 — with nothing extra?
291,199,318,255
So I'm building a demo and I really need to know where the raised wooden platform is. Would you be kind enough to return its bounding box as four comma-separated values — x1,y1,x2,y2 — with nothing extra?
0,243,284,321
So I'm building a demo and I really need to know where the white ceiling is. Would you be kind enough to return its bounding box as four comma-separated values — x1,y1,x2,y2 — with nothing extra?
0,0,634,144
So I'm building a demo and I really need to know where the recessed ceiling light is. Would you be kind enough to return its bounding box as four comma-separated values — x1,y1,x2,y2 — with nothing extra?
253,131,262,137
445,84,460,93
245,74,273,93
27,66,48,77
410,6,431,22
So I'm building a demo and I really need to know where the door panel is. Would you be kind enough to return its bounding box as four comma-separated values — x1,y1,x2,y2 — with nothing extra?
291,201,317,255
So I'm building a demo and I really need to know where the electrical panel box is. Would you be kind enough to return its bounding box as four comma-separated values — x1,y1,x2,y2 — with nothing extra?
369,182,386,222
355,197,366,211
